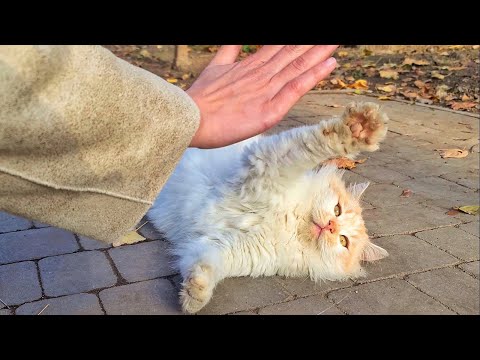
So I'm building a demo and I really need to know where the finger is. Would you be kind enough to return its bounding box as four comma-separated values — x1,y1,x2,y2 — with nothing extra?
261,45,315,73
248,45,285,63
270,45,338,87
208,45,242,66
269,57,337,120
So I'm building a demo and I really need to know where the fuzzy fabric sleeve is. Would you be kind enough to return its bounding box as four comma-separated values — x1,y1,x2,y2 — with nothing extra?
0,45,200,243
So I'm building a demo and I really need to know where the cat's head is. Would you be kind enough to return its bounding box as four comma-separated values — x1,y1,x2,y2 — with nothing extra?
297,165,388,280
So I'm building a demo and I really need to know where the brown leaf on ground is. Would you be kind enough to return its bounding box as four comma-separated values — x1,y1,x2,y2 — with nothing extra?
446,209,460,216
403,58,430,66
379,70,399,80
431,71,445,80
450,102,477,111
330,78,347,88
414,80,425,89
166,78,178,83
461,94,472,101
338,51,349,57
377,84,396,93
400,189,413,198
325,157,367,170
454,205,480,215
435,85,450,100
378,96,391,100
347,79,368,89
435,148,469,158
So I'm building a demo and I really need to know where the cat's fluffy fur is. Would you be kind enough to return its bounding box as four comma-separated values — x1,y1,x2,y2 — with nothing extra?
148,102,389,313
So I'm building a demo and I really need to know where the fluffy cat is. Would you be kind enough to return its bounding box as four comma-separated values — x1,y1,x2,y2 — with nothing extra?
148,102,389,314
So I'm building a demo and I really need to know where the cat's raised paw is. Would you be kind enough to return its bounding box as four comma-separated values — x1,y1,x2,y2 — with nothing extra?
180,264,214,314
342,102,388,151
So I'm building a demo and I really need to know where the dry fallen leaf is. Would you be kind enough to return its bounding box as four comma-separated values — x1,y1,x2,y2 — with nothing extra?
440,51,450,56
450,102,477,111
347,79,368,90
448,45,464,50
181,73,190,80
113,230,146,247
330,78,347,88
446,209,460,216
435,85,450,100
454,205,480,215
377,85,396,93
378,96,391,101
139,49,152,58
166,78,178,83
379,70,399,80
403,58,430,66
461,94,472,101
400,189,413,198
338,51,349,57
431,71,445,80
401,91,418,99
473,45,480,50
435,148,469,158
325,157,367,170
345,76,355,82
414,80,425,89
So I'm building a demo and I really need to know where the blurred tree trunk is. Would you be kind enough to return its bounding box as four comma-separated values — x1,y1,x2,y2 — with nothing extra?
173,45,191,70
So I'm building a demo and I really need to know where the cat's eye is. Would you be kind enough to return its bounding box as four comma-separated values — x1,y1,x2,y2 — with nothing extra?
334,204,342,216
340,235,349,248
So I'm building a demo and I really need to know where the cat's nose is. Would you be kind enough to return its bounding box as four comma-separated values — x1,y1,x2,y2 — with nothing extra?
324,220,337,233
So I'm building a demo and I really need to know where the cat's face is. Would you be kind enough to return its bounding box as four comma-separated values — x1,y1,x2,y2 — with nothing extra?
297,166,388,279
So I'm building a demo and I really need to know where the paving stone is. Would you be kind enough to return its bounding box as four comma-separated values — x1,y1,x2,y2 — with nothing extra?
199,277,291,315
363,203,461,237
229,311,257,315
328,279,454,315
100,279,181,315
78,235,111,250
39,251,117,297
415,227,479,261
362,235,458,280
384,159,473,179
394,177,477,208
458,221,479,237
258,295,344,315
16,293,103,315
342,170,375,186
0,212,32,233
136,220,165,240
33,221,50,228
0,228,79,265
407,268,479,314
441,171,480,190
0,309,12,315
108,241,175,282
362,183,426,208
0,262,42,306
273,276,352,298
352,165,411,184
458,261,479,278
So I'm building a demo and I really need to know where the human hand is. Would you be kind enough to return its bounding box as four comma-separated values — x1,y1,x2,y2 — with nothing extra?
186,45,339,148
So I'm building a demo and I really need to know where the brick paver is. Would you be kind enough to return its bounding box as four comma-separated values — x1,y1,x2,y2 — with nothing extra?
108,240,175,282
0,227,79,265
0,93,478,315
39,251,117,297
328,279,454,314
0,212,32,233
406,268,479,314
99,279,180,315
415,227,479,261
0,261,42,306
16,293,103,315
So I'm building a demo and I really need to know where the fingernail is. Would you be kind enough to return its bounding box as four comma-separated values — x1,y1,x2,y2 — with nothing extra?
324,57,337,67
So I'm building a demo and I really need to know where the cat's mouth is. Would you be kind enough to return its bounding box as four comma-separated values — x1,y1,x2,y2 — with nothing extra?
312,219,337,239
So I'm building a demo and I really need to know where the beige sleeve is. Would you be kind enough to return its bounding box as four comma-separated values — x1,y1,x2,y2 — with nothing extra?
0,45,200,243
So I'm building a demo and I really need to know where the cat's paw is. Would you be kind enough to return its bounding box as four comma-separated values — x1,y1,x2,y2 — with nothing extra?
342,102,388,151
180,264,214,314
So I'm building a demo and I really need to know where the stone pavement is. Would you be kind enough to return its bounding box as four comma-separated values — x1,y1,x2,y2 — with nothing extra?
1,92,478,315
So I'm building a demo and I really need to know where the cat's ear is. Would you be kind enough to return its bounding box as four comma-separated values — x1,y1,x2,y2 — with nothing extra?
361,242,389,262
348,182,370,200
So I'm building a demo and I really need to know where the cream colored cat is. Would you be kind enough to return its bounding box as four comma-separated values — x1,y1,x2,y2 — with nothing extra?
148,102,389,314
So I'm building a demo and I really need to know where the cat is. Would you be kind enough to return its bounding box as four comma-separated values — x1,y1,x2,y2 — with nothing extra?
148,102,389,314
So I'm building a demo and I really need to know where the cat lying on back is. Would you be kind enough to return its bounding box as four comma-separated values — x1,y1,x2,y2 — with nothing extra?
148,102,389,313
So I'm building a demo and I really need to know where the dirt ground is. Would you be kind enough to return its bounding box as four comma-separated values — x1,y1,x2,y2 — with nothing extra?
104,45,479,113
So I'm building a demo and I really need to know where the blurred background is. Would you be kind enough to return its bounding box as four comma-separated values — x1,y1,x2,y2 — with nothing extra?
104,45,479,114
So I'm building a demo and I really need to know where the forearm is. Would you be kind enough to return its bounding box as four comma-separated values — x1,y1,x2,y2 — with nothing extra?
0,45,200,242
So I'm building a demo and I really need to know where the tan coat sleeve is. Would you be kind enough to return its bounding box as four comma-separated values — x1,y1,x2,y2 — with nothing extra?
0,45,200,243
